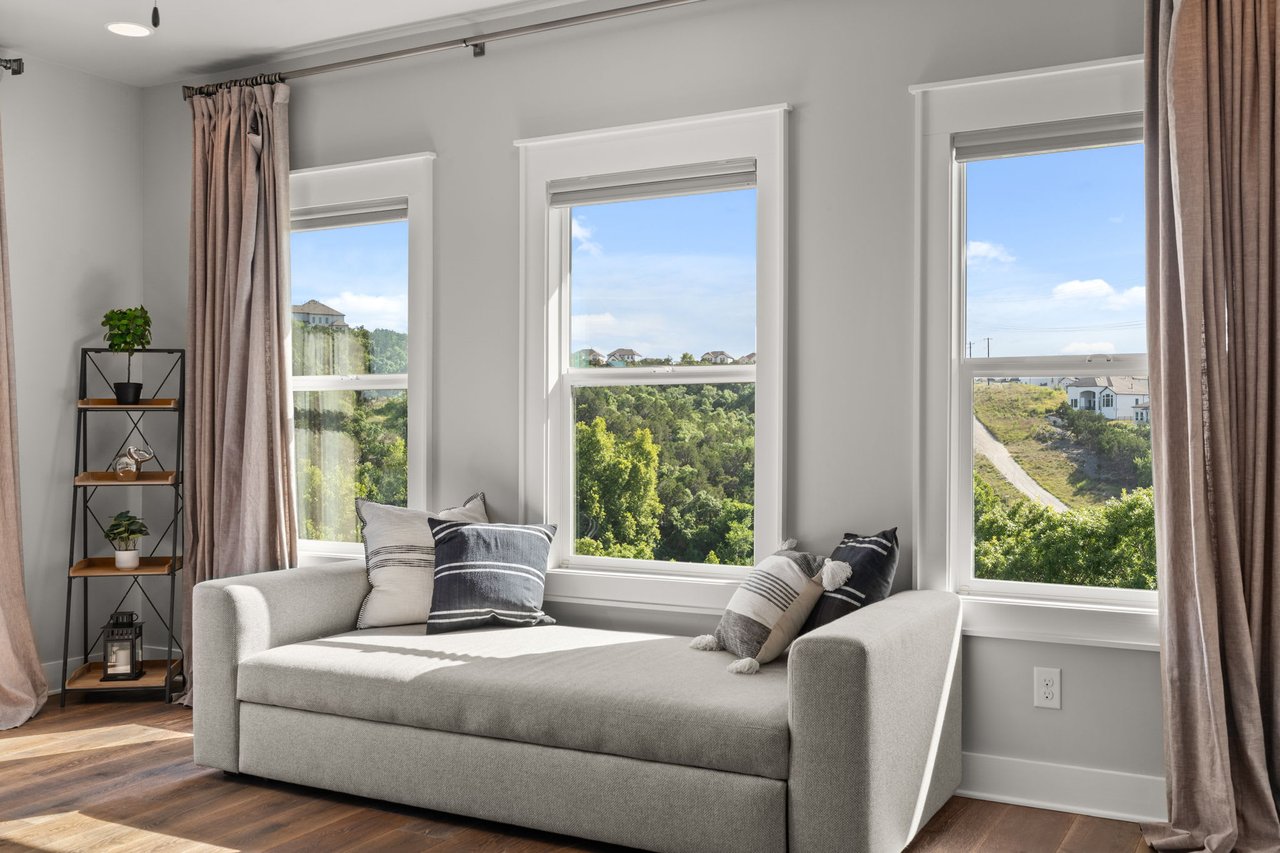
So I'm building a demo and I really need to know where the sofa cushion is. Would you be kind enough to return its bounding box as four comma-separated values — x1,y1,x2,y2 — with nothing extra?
426,519,557,633
237,624,791,780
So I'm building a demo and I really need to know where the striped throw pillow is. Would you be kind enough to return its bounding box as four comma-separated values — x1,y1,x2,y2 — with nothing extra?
355,493,489,629
426,519,558,634
690,545,851,674
801,528,899,633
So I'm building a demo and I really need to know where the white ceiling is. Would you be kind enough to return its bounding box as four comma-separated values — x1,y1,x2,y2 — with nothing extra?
0,0,596,88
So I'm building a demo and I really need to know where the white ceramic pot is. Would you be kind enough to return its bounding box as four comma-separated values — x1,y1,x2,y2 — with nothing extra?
114,549,140,570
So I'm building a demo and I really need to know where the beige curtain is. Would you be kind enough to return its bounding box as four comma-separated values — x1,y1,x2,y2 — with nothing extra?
182,80,297,703
0,93,49,729
1145,2,1280,851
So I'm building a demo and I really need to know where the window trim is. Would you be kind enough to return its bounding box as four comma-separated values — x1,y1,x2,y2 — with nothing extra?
516,105,788,606
912,57,1157,649
289,153,435,559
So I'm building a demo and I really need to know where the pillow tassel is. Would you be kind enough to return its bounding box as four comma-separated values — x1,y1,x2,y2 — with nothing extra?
780,538,798,551
727,657,760,675
821,558,853,590
690,634,722,651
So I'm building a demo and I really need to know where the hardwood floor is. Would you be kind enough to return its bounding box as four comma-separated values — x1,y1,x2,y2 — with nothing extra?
0,698,1150,852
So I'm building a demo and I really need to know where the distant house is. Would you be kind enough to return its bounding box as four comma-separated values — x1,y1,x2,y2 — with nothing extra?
701,350,734,364
572,348,606,367
737,352,757,365
292,299,349,328
1066,377,1150,421
607,348,641,366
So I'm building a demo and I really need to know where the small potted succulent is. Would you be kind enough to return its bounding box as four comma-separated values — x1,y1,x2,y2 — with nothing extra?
105,511,149,570
101,305,152,404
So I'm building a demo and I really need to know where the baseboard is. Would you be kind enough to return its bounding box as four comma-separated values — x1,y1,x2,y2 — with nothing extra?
959,751,1167,824
42,645,180,696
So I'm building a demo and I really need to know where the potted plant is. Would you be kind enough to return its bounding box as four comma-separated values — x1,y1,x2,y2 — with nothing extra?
101,305,152,404
105,511,149,570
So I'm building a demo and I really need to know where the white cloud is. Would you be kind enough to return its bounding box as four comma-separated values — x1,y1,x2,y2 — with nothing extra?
967,240,1015,264
1051,278,1145,310
571,217,602,256
326,291,408,332
1061,341,1116,355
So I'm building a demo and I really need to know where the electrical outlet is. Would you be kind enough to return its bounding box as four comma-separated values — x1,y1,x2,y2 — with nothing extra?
1033,666,1061,709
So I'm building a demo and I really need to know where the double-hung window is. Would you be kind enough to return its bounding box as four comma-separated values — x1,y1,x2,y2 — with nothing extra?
518,107,787,607
288,154,434,557
915,59,1157,647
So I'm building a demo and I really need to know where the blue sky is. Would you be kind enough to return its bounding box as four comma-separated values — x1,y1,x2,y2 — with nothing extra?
965,143,1146,357
291,220,409,332
570,189,756,360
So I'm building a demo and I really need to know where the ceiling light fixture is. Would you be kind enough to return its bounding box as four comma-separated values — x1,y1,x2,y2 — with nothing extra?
106,21,152,38
152,2,160,29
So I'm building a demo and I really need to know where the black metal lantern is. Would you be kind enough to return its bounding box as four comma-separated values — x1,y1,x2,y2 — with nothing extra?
101,611,144,681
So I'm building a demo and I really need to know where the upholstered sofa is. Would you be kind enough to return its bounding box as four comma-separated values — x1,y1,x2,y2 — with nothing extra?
193,561,962,853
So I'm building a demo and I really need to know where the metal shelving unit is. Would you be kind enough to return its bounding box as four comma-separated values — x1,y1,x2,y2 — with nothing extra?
61,348,185,705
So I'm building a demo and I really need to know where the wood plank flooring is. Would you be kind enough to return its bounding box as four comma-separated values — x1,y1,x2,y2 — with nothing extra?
0,698,1150,852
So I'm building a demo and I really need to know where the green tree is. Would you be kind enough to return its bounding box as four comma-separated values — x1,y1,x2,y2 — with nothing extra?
574,417,664,559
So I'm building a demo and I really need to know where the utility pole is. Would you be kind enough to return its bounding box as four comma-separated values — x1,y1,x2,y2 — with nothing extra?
967,341,973,358
983,337,993,358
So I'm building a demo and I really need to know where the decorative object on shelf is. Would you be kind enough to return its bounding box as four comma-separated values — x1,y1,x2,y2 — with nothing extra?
101,305,152,404
111,445,155,481
101,611,144,681
105,510,149,569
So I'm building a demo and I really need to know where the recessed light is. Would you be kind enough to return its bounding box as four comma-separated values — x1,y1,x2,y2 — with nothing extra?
106,22,152,38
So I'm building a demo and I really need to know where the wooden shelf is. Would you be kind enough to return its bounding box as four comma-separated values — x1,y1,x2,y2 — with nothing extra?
78,398,178,411
69,557,180,577
75,471,176,487
65,658,182,692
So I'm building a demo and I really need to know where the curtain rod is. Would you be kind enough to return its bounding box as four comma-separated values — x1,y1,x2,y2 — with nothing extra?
183,0,702,99
0,58,23,76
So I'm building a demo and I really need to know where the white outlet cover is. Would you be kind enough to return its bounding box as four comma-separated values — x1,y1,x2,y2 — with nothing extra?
1033,666,1061,709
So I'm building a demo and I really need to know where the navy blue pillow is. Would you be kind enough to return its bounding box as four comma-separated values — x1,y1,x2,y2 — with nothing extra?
426,519,557,634
801,528,899,633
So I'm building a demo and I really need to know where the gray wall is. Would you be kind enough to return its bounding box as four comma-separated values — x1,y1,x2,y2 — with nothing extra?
85,0,1156,783
1,56,144,674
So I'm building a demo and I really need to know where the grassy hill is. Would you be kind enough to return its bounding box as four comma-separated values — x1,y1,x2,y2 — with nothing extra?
973,382,1149,509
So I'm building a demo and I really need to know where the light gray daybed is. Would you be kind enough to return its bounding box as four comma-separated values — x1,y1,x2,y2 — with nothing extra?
193,562,961,853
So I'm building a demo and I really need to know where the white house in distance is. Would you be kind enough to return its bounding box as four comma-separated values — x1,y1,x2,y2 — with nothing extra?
738,352,757,364
1066,376,1150,421
701,350,734,364
572,348,606,367
292,299,348,328
606,348,641,366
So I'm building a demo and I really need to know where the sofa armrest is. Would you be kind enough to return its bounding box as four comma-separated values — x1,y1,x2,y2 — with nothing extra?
192,561,370,772
787,590,962,853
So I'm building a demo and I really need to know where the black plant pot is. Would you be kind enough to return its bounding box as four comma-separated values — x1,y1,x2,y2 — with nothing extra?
113,382,143,405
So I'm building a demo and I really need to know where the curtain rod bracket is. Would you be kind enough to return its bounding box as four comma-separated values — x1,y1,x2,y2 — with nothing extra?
0,58,23,76
470,42,487,58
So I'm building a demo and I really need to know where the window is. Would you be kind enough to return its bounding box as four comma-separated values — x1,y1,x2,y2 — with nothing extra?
518,106,786,601
915,59,1156,647
288,155,434,556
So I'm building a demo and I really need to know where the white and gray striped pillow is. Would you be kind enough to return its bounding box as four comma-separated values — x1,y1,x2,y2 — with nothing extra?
425,519,557,634
355,493,489,629
691,546,851,674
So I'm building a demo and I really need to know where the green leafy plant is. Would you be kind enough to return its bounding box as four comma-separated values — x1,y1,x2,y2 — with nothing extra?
105,511,149,551
101,306,152,382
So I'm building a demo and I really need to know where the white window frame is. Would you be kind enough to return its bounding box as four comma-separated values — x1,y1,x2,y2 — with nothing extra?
516,106,787,613
913,58,1158,650
289,153,435,560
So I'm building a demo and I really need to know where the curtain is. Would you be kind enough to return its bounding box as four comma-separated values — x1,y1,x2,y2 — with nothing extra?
0,87,49,730
1145,2,1280,851
182,80,297,703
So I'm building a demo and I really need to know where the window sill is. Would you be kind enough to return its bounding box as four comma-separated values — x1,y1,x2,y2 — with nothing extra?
297,540,364,569
960,595,1159,651
543,564,738,615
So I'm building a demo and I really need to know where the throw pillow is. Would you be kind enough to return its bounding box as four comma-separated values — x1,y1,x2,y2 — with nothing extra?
690,541,851,674
801,528,900,633
426,519,558,634
355,492,489,629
